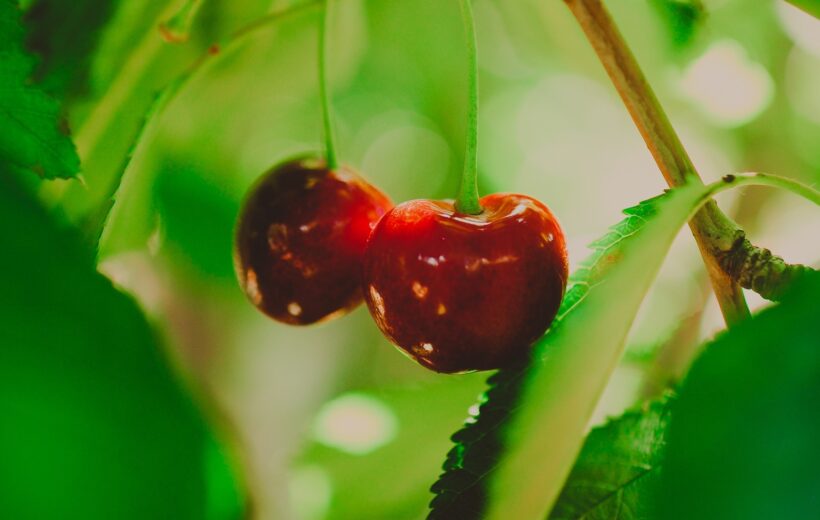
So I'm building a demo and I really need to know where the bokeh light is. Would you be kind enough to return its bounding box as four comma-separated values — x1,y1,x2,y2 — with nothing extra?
679,39,774,126
312,393,398,455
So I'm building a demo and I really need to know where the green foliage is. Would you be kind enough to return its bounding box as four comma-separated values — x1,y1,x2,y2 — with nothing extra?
24,0,117,98
430,183,699,519
0,171,243,519
430,175,798,519
51,1,191,219
97,2,320,259
95,86,177,255
7,0,818,516
657,273,820,520
154,160,240,281
0,0,79,179
549,396,673,520
650,0,705,48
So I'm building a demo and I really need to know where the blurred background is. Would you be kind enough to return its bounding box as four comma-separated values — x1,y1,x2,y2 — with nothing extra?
22,0,820,517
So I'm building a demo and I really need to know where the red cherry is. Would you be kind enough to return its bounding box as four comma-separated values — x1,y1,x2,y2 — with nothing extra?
235,157,392,325
361,194,568,373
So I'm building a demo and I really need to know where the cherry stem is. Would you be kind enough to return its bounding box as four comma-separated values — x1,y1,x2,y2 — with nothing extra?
455,0,482,215
319,0,339,170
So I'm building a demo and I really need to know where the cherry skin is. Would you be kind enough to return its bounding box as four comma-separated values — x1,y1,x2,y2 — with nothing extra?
361,194,568,373
235,156,392,325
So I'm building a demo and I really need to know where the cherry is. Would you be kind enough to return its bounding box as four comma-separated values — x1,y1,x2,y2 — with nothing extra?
361,194,568,373
235,157,392,325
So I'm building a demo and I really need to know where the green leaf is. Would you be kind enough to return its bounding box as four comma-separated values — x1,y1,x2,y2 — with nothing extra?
93,85,173,255
429,173,811,519
430,184,700,520
96,1,322,257
0,0,80,179
153,159,240,280
53,1,182,216
61,1,320,229
657,272,820,520
549,395,673,520
0,171,244,518
24,0,117,98
649,0,705,48
786,0,820,20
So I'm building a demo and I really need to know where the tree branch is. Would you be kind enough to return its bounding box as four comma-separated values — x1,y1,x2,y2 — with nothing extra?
563,0,810,324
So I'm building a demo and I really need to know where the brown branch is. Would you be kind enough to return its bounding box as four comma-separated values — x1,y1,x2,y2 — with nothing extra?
563,0,751,325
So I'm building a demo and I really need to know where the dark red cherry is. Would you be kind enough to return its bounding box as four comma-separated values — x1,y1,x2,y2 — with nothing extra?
235,157,392,325
361,194,568,373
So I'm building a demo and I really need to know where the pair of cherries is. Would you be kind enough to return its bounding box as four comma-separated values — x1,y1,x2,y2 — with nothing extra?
235,157,568,373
